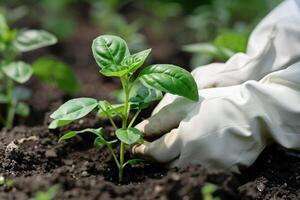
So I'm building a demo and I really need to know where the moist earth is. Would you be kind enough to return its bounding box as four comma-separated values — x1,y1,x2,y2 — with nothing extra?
0,113,300,199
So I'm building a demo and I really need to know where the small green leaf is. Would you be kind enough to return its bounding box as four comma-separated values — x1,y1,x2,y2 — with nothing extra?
182,43,234,61
121,49,151,73
138,64,199,101
58,131,78,142
214,32,247,53
94,136,106,148
50,98,98,120
2,61,33,83
15,102,30,117
98,100,124,118
92,35,130,77
13,30,57,52
48,119,73,129
31,184,60,200
130,84,162,103
124,159,144,167
32,58,80,94
59,128,104,142
130,85,162,110
115,128,141,145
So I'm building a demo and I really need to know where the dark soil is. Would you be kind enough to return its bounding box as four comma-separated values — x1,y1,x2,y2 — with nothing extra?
0,111,300,200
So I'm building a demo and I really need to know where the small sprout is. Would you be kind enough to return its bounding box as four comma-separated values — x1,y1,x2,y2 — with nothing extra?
0,176,14,188
5,179,14,189
49,35,199,182
30,184,60,200
201,183,220,200
0,13,79,128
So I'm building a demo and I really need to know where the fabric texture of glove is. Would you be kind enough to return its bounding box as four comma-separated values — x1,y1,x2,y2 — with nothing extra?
132,0,300,173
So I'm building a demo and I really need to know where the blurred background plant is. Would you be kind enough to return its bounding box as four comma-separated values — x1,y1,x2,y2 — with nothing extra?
0,0,282,86
0,0,282,66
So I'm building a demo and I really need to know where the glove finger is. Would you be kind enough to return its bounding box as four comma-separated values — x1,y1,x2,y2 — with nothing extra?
131,128,181,163
135,97,194,138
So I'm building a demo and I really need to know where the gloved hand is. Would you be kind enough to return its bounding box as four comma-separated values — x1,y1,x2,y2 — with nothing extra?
131,0,300,172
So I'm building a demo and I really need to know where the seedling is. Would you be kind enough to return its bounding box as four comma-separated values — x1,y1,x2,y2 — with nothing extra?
30,184,60,200
0,13,79,128
49,35,199,182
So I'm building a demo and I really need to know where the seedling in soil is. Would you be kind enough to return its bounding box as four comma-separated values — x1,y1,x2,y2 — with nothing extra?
30,184,60,200
49,35,199,182
0,13,79,128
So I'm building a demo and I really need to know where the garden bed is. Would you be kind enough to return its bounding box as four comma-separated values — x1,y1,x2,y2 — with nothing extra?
0,103,300,199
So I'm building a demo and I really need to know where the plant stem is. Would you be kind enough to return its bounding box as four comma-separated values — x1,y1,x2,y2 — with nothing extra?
128,109,141,128
118,76,131,182
107,143,120,168
5,79,15,128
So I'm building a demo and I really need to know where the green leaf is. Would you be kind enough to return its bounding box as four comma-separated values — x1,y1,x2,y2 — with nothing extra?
15,102,30,117
13,30,57,52
123,159,143,167
121,49,151,73
138,64,199,101
115,128,141,145
59,128,104,142
48,119,73,129
32,58,80,94
92,35,130,77
1,61,33,83
94,136,107,148
182,43,234,61
214,32,248,53
13,86,31,101
98,100,124,118
31,184,60,200
130,84,162,110
50,98,98,120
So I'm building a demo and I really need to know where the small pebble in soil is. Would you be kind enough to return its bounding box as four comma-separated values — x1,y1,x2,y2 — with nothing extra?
81,171,90,177
256,182,265,192
0,176,4,185
45,149,57,158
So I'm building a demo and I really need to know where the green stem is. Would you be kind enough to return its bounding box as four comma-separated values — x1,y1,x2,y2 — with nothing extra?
5,79,15,128
99,106,118,130
118,76,131,182
107,143,120,168
128,109,141,128
119,141,124,182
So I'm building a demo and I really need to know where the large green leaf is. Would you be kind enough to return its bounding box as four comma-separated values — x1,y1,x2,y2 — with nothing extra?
13,30,57,52
1,61,33,83
32,58,80,94
138,64,199,101
92,35,130,77
59,128,104,142
115,128,141,145
50,98,98,120
121,49,151,73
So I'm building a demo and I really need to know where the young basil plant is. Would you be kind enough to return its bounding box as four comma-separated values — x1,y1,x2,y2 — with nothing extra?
49,35,199,182
0,13,79,128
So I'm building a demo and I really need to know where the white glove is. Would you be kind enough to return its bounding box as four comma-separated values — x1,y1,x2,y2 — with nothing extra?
132,0,300,172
